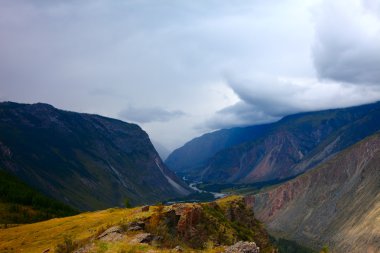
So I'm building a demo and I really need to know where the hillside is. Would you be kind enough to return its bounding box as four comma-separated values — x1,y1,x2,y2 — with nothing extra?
0,102,190,210
167,102,380,184
0,196,276,253
0,169,77,225
251,133,380,253
166,124,271,175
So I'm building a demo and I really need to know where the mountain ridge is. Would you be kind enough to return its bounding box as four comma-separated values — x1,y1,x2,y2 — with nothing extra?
167,102,380,185
0,102,190,210
250,132,380,253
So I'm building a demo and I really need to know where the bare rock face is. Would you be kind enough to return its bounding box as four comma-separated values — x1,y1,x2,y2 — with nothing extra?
252,133,380,253
176,205,203,240
225,241,260,253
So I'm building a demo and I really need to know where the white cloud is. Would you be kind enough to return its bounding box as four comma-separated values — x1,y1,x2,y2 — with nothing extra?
1,0,379,149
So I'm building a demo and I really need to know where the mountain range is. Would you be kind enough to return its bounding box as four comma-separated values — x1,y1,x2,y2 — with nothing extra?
0,100,379,252
251,132,380,253
166,102,380,184
0,102,190,211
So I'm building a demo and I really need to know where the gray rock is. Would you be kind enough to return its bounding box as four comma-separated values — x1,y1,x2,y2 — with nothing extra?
225,241,260,253
97,226,124,242
126,221,145,231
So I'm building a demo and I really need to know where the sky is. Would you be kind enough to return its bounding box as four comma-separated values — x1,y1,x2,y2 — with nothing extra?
1,0,380,155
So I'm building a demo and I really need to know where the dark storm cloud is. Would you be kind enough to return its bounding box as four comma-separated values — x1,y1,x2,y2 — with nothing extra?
312,0,380,85
119,106,185,123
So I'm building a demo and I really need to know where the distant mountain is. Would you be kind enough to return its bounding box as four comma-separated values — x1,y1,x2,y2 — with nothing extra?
0,102,190,210
0,169,77,224
166,124,271,174
152,140,171,160
167,102,380,184
251,133,380,253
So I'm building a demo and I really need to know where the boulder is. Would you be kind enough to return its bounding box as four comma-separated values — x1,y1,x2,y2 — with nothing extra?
126,221,145,231
97,226,123,242
225,241,260,253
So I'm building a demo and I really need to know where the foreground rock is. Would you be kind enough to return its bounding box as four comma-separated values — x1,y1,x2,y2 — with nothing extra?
225,241,260,253
97,226,123,242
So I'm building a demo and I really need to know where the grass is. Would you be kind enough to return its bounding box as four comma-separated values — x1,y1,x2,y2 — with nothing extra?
0,196,276,253
0,169,78,224
0,207,151,253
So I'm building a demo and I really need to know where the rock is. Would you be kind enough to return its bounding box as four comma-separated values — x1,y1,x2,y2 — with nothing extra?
176,205,202,240
141,205,150,212
173,245,183,252
133,233,155,243
127,221,145,231
225,241,260,253
132,233,163,244
97,226,124,242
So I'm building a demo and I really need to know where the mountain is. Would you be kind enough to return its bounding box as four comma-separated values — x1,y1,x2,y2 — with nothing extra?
0,102,190,211
166,124,271,174
0,196,276,253
251,133,380,253
167,102,380,184
0,169,77,225
152,140,171,160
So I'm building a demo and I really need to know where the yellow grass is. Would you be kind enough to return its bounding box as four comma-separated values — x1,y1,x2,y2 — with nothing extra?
0,196,243,253
0,207,151,253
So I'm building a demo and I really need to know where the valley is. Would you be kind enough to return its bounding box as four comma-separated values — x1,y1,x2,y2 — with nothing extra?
0,101,379,253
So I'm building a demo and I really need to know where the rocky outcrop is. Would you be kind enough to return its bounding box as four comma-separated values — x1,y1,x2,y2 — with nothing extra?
225,241,260,253
252,133,380,253
143,197,275,251
0,102,190,210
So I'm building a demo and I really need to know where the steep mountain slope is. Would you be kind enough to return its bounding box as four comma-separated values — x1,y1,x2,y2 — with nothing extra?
0,169,77,225
0,102,190,210
251,133,380,253
165,124,271,174
0,196,276,253
171,102,380,184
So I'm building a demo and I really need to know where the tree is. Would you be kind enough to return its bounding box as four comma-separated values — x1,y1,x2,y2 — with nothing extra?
124,198,132,208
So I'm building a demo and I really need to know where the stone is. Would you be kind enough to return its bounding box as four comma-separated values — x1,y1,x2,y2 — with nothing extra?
132,233,155,243
97,226,124,242
127,221,145,231
224,241,260,253
141,205,150,212
174,245,183,252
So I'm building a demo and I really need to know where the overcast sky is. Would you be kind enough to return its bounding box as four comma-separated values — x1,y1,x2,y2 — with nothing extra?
1,0,380,153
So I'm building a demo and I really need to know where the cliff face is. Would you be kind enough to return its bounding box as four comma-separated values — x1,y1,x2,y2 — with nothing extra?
168,102,380,184
0,102,190,210
251,133,380,253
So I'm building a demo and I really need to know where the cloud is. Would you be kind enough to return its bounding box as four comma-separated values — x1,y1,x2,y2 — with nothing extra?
205,75,380,129
312,0,380,85
119,106,185,123
1,0,380,149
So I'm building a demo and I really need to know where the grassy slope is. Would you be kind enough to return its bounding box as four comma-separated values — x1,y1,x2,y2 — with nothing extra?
0,196,275,253
0,169,77,225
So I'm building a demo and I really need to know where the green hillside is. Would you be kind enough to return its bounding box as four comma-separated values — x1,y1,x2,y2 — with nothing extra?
0,169,77,225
